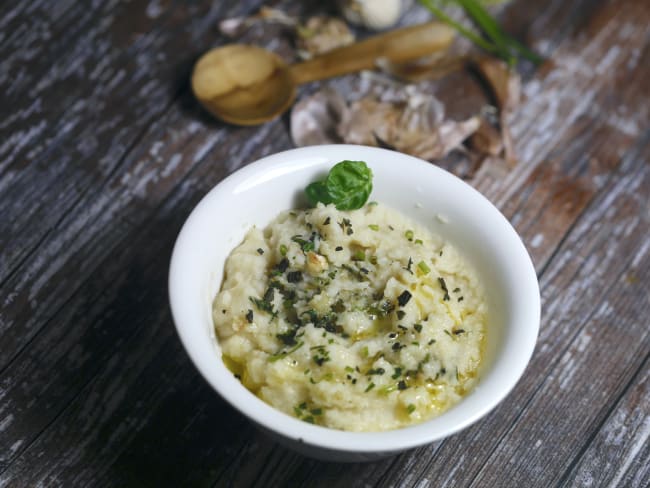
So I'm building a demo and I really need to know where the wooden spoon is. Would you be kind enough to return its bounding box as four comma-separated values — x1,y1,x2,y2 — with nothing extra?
191,21,454,126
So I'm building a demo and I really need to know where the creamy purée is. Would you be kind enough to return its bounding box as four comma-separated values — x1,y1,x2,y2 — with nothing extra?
213,202,486,431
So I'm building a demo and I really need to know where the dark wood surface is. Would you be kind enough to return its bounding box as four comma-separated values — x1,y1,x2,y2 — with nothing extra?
1,0,648,486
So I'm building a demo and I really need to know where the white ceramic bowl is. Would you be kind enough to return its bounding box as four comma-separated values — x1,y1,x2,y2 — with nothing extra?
169,145,540,462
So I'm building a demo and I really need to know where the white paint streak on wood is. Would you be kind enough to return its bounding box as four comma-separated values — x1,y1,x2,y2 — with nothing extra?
530,233,544,248
0,414,14,433
607,417,650,488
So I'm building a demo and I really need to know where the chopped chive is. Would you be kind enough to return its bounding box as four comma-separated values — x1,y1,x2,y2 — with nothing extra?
365,382,376,392
353,250,366,261
414,323,423,333
335,246,343,251
345,366,354,373
398,380,407,390
280,244,288,256
310,408,323,415
268,341,304,362
245,309,253,323
407,404,416,414
417,261,431,274
415,239,423,245
392,367,402,379
368,224,379,231
405,230,414,241
396,310,406,320
256,248,264,255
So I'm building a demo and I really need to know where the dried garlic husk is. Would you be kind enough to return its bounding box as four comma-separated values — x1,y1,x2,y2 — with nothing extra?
338,0,405,30
219,6,297,37
291,80,480,161
296,16,355,59
473,57,521,166
291,89,348,146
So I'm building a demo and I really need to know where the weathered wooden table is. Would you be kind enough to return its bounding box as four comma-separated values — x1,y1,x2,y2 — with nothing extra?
1,0,648,486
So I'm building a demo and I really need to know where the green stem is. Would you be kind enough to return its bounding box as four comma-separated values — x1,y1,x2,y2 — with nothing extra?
418,0,500,54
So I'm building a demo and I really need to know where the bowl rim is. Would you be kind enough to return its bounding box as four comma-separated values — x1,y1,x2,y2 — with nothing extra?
169,144,540,453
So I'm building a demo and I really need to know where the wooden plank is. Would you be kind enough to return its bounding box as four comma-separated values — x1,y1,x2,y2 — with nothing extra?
0,0,262,284
558,357,650,487
0,0,269,369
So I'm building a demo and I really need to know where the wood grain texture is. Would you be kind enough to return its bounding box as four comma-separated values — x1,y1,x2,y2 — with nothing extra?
0,0,649,486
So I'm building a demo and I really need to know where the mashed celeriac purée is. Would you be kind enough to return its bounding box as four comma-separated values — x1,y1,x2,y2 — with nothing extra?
213,202,486,431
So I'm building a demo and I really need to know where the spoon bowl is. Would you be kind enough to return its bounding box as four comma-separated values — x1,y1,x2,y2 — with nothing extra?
192,45,296,126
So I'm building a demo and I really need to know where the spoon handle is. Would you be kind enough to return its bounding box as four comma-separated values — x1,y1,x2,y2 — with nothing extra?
289,21,455,85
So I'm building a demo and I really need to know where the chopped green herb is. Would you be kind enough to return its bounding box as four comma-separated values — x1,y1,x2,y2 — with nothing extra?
292,235,315,253
405,230,414,241
365,382,376,392
407,404,416,414
280,244,288,256
417,261,431,274
277,258,289,273
414,323,423,333
458,296,464,302
397,290,412,307
250,296,273,314
310,408,323,416
428,339,436,345
438,277,450,301
367,368,386,375
361,346,369,358
398,380,407,390
245,309,253,323
353,250,366,261
335,246,343,251
453,287,461,293
287,271,302,283
256,248,264,255
404,257,413,274
392,367,403,379
396,310,406,320
367,201,378,206
453,329,466,335
415,239,423,245
369,255,378,265
268,341,304,362
368,224,379,231
345,366,355,373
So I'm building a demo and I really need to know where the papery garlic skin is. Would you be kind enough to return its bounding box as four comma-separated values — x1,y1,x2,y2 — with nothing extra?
338,0,404,30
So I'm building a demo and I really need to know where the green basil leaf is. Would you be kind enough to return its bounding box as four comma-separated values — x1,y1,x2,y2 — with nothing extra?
305,160,373,210
306,181,334,206
325,160,373,210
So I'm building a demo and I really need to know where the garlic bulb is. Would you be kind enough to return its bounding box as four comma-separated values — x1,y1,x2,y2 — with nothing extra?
338,0,404,30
